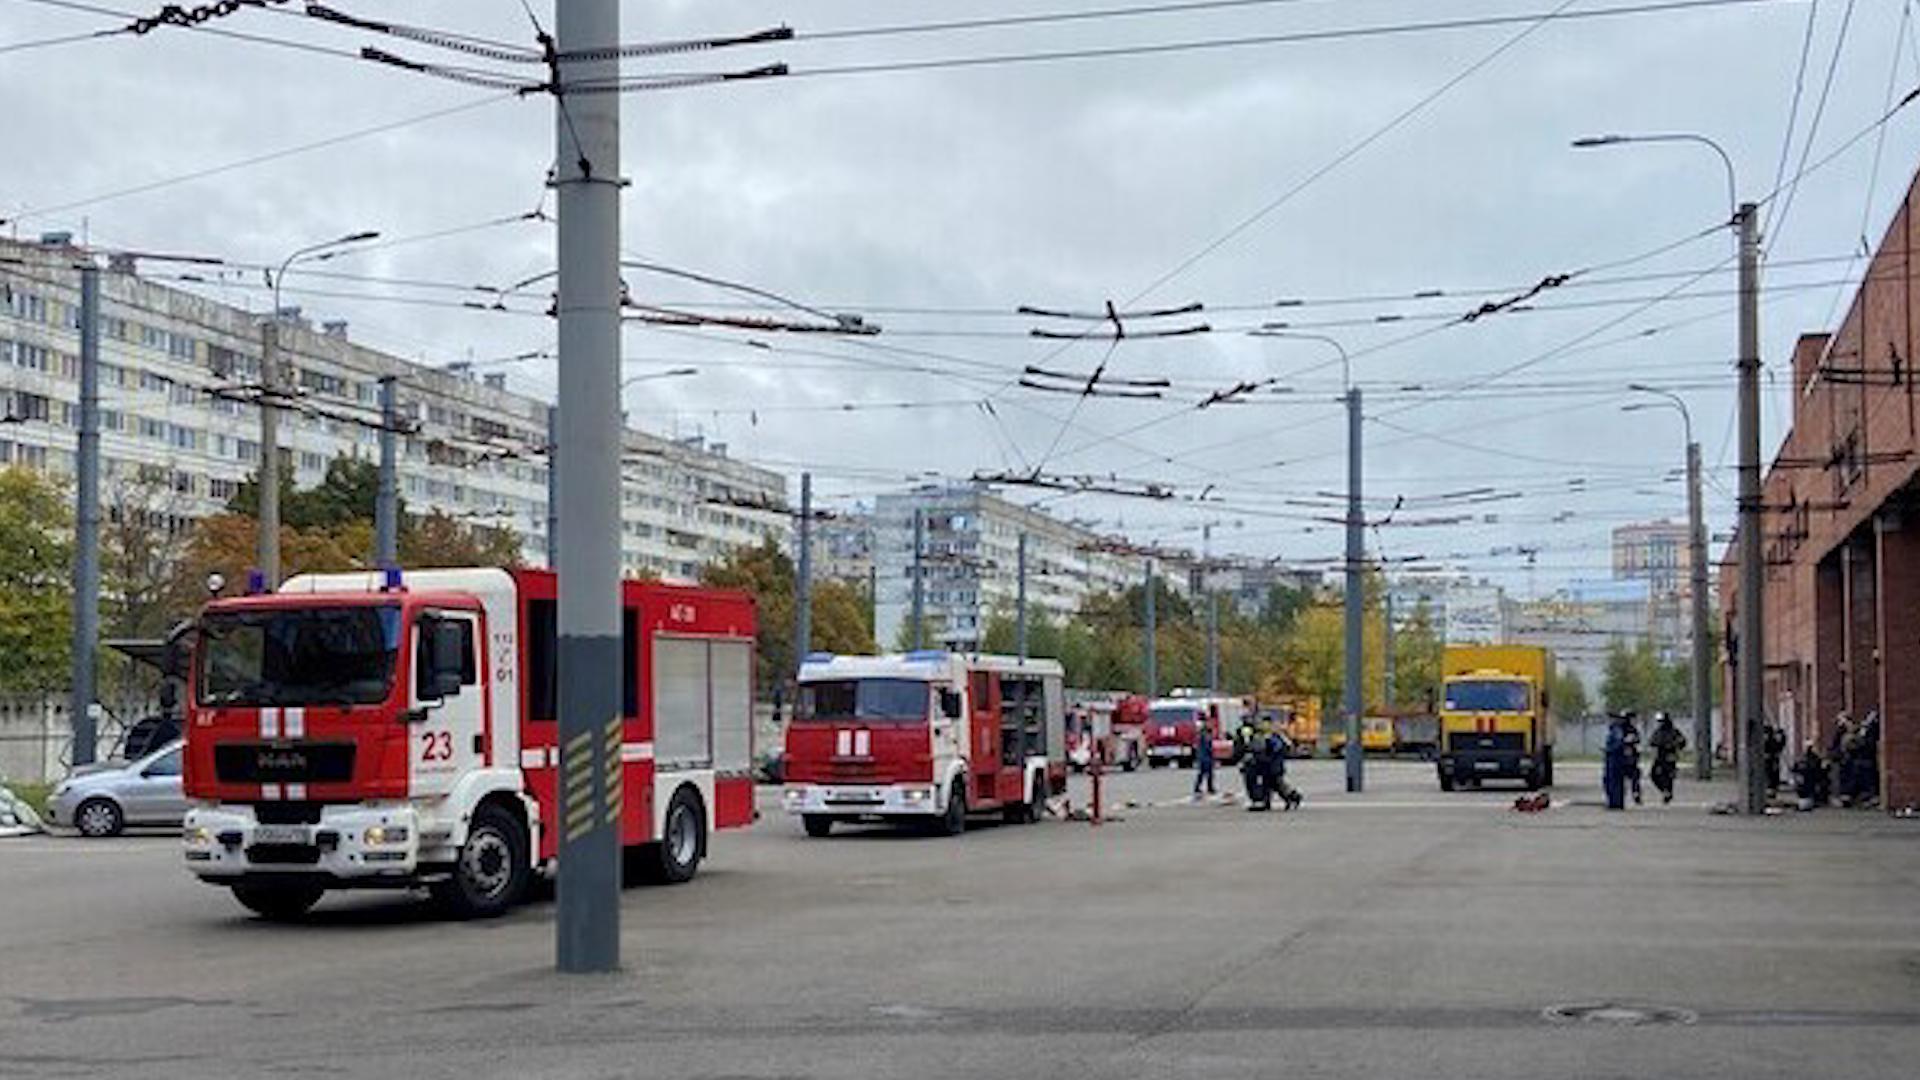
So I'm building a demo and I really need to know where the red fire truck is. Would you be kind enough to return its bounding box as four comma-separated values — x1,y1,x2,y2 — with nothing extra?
181,568,758,920
783,651,1065,836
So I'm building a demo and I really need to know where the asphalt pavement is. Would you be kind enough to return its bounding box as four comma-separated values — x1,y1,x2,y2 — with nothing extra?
3,758,1918,1079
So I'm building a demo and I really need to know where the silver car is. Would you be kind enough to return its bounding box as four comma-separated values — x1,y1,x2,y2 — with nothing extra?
46,741,187,837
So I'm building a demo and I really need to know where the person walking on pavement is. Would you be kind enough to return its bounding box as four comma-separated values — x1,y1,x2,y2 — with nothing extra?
1620,711,1644,806
1648,711,1687,805
1236,715,1267,808
1602,711,1630,811
1266,724,1303,811
1191,708,1217,800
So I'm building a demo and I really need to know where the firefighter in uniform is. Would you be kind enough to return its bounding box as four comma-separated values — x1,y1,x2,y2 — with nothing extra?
1647,711,1687,805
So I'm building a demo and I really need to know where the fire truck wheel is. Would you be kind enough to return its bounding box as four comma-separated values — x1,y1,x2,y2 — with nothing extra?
1121,750,1139,773
231,883,323,921
74,797,123,838
633,786,706,884
1438,769,1456,793
1147,757,1165,769
802,815,834,838
939,781,967,836
1542,748,1555,787
432,802,530,919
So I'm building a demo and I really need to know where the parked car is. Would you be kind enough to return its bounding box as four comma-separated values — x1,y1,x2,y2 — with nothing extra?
45,740,186,838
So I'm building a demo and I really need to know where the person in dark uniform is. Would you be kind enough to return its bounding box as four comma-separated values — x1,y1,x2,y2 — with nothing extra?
1191,710,1217,800
1762,723,1787,795
1620,711,1644,806
1791,740,1831,810
1602,711,1630,811
1856,710,1882,806
1236,716,1268,808
1647,712,1687,805
1266,725,1302,811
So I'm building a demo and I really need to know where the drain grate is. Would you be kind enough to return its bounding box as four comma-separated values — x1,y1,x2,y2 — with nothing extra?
1543,1002,1698,1027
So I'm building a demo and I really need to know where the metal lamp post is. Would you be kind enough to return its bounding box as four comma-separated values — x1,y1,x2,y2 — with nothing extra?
257,230,380,586
1575,130,1762,812
1623,386,1712,781
1251,328,1363,792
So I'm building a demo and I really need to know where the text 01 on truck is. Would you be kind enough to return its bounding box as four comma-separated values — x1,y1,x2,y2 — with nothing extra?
181,567,758,919
783,651,1065,836
1435,644,1556,791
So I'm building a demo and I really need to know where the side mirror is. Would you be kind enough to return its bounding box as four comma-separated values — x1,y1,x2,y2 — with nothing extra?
417,617,467,702
939,688,963,719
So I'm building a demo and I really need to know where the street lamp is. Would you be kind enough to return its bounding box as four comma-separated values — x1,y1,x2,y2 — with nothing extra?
1250,328,1364,793
1623,384,1713,781
1571,134,1737,220
255,230,381,587
1575,129,1764,813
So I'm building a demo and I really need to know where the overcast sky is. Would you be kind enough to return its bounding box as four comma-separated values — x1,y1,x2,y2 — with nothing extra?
5,0,1914,593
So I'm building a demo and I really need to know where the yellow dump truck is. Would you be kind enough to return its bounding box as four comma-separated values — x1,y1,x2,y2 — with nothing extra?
1265,696,1322,757
1436,645,1556,791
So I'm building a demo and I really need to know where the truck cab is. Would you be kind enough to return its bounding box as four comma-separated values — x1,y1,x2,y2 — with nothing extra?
1435,645,1556,791
183,578,507,916
783,651,1064,836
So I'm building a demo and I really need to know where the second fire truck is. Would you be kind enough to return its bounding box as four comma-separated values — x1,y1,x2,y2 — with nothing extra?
783,651,1066,836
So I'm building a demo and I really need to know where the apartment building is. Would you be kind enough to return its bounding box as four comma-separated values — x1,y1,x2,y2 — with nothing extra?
872,484,1145,650
0,235,785,580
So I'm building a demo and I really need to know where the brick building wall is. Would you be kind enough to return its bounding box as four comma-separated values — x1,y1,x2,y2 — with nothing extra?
1719,164,1920,811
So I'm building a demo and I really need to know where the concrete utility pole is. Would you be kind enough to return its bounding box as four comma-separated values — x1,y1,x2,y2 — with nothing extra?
1016,531,1029,661
545,404,559,570
911,507,925,649
1344,382,1366,794
1383,590,1396,710
1689,439,1711,781
1204,523,1219,693
795,473,813,671
553,0,623,974
68,260,101,767
1143,557,1158,697
374,375,398,568
1736,201,1766,815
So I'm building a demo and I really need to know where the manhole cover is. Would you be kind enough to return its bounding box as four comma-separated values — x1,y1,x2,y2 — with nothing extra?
1542,1002,1697,1027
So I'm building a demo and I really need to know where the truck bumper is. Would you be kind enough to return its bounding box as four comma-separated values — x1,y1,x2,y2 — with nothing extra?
783,783,939,818
183,803,425,887
1439,753,1535,781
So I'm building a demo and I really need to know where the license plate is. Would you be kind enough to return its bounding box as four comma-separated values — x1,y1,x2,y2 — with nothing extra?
252,825,310,844
826,791,881,805
1474,761,1500,771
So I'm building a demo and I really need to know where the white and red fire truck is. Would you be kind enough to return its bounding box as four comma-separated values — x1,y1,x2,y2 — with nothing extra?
783,651,1065,836
1142,692,1252,766
181,567,758,919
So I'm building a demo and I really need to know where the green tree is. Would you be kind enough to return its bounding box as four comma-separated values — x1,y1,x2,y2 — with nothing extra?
1601,638,1687,715
0,468,71,694
1552,668,1591,720
702,538,875,696
1390,600,1443,710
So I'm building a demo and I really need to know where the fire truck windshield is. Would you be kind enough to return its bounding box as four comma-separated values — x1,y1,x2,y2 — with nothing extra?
799,678,930,723
1443,679,1530,713
1149,706,1199,726
197,605,402,707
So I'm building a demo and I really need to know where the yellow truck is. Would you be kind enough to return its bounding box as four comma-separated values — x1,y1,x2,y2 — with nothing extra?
1264,696,1322,758
1326,715,1395,756
1435,645,1556,791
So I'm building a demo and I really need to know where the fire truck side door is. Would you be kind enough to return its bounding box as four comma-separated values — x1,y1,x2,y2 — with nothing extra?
968,670,999,782
410,611,486,800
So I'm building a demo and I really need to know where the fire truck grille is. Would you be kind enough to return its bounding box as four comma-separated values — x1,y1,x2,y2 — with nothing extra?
1449,732,1524,754
254,802,324,825
214,742,356,784
246,843,322,866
